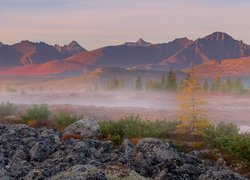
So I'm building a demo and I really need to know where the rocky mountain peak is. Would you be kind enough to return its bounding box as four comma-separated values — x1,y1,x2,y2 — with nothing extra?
124,38,152,47
204,32,234,42
66,41,84,51
55,41,86,56
68,40,79,46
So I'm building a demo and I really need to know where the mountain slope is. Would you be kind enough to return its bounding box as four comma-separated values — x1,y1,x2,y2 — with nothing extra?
64,38,193,68
160,32,250,69
193,56,250,77
0,43,22,68
0,60,84,76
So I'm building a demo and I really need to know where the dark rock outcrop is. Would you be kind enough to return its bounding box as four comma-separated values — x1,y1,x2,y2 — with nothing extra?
0,124,247,179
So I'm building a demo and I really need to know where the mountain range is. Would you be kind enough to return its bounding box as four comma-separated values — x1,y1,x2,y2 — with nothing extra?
0,40,86,68
1,32,250,77
159,32,250,69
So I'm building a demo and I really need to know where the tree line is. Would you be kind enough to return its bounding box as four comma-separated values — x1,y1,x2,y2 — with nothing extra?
105,69,248,95
203,77,245,94
105,69,178,92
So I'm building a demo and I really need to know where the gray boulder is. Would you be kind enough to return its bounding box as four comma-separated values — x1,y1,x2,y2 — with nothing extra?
63,118,101,138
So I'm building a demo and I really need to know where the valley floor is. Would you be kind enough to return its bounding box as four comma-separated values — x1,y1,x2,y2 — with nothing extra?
1,91,250,132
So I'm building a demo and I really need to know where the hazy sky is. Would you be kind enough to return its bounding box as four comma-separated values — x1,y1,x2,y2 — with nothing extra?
0,0,249,50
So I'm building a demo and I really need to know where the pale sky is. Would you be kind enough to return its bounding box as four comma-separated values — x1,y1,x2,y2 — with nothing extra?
0,0,250,50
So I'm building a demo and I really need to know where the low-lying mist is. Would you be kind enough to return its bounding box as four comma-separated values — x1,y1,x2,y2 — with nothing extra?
1,90,250,133
1,90,178,109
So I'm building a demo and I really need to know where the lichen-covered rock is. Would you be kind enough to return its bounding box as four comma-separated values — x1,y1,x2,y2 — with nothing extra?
50,165,107,180
198,169,246,180
119,138,186,177
0,168,12,180
103,164,148,180
117,138,247,180
30,129,61,162
0,124,247,179
63,118,101,138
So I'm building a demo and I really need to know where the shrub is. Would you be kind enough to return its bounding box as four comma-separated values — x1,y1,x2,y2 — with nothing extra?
172,143,184,152
54,112,79,131
26,119,53,129
21,104,51,124
0,101,17,117
204,122,250,164
204,122,239,149
100,115,179,141
110,134,122,145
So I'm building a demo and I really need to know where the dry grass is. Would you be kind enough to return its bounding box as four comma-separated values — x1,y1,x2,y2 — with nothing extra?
26,119,53,129
130,137,142,145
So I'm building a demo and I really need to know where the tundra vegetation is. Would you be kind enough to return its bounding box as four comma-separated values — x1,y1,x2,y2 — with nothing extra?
0,101,249,172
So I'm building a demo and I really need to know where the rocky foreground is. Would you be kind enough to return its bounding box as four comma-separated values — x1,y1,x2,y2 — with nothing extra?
0,119,247,180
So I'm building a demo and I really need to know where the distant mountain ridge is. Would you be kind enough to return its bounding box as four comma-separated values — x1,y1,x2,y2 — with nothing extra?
160,32,250,69
64,37,193,68
1,32,250,77
0,40,86,67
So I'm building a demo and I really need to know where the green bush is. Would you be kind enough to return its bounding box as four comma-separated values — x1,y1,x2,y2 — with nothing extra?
54,112,79,129
172,143,184,152
100,120,125,137
111,134,123,145
204,122,250,164
204,122,239,148
100,115,179,140
0,101,17,117
21,104,51,123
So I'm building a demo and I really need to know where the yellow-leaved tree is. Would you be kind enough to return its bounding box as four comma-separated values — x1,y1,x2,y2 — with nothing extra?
176,67,210,136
